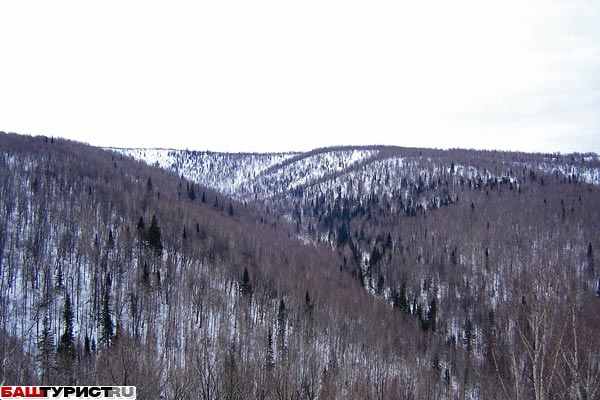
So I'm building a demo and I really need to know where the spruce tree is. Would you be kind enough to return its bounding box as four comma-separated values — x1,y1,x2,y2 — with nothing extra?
37,313,55,383
370,246,381,267
57,293,76,360
187,183,195,201
277,299,286,337
107,229,115,250
376,274,385,296
100,284,114,347
396,280,410,313
147,215,163,257
464,319,475,351
304,291,313,315
136,216,147,244
427,298,437,332
240,267,252,297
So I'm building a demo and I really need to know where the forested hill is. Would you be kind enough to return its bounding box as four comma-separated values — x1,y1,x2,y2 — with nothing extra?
0,132,461,398
2,132,600,399
118,143,600,399
115,146,600,202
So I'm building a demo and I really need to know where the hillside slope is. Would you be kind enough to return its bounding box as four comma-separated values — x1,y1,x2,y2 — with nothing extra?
2,133,479,399
117,144,600,399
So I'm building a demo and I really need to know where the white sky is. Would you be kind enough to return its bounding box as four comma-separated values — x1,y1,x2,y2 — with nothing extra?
1,1,599,153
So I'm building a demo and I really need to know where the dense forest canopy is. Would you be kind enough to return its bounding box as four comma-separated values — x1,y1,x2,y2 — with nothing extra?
2,132,600,399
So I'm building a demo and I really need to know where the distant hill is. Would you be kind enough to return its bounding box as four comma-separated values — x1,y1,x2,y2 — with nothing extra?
114,146,600,203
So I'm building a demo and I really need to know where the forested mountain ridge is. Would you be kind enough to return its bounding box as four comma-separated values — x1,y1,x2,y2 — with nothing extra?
2,131,600,399
0,132,474,399
117,144,600,399
115,146,600,202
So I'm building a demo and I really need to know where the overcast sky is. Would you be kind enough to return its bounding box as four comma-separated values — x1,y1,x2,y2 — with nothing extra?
1,1,599,153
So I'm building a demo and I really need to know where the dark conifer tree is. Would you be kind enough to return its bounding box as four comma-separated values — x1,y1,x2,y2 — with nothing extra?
370,246,381,267
84,335,91,355
277,298,286,349
464,319,475,351
376,274,385,296
240,267,252,297
427,297,437,332
57,293,76,360
187,183,196,202
147,215,163,257
394,280,410,314
304,290,313,316
37,313,55,384
107,229,114,249
136,216,147,243
336,223,349,247
100,280,114,347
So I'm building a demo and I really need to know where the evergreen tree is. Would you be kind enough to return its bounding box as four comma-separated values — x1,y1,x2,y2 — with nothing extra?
278,298,286,328
201,191,206,203
100,283,114,347
304,290,313,316
187,182,196,202
228,202,234,216
107,229,115,249
370,246,381,267
336,223,349,247
136,216,147,243
147,215,163,257
376,274,385,296
37,313,55,383
385,232,393,251
239,267,252,297
146,177,153,192
427,298,437,332
277,298,286,352
57,293,76,360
